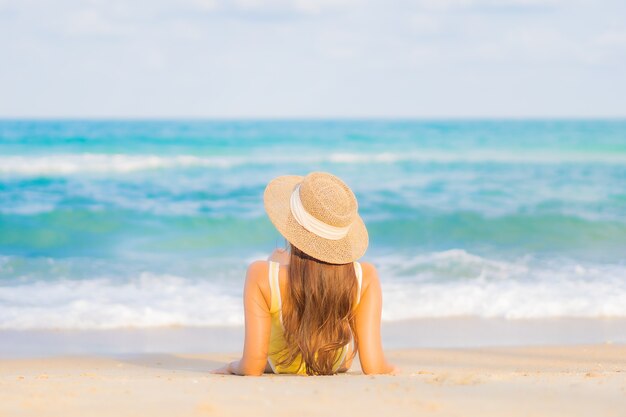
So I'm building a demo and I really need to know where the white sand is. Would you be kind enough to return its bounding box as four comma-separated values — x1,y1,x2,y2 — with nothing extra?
1,345,624,417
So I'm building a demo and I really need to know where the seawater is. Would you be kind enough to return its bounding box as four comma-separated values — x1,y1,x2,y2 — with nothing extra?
1,120,625,329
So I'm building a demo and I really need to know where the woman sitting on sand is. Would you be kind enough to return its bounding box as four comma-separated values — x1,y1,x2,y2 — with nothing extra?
213,172,396,376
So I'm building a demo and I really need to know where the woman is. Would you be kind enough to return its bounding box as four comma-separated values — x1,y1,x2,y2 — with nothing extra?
212,172,396,376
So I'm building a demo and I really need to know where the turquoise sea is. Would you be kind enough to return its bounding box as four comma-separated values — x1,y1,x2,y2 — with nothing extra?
1,120,625,329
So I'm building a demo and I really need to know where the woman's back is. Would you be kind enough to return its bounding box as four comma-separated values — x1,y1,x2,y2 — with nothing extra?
265,258,363,375
212,172,396,376
223,254,392,376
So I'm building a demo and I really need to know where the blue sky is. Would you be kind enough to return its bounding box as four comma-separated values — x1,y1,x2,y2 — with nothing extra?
1,0,625,118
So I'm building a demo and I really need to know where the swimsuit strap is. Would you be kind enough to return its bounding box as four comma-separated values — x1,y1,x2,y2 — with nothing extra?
354,261,363,305
268,261,282,314
339,262,363,366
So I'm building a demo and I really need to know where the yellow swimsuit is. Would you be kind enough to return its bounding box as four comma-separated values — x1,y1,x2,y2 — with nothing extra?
266,261,363,375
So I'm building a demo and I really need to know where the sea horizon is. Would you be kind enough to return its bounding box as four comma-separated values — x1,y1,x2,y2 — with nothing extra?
2,116,626,122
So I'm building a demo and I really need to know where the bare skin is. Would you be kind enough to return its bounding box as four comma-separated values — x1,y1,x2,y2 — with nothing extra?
212,248,398,376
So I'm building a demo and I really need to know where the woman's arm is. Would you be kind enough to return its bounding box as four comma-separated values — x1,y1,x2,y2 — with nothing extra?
355,262,398,375
212,261,271,376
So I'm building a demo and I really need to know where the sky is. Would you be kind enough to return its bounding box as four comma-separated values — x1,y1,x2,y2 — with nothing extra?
0,0,625,118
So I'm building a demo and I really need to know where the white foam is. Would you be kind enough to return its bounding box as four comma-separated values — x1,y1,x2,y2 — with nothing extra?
0,154,243,175
382,277,626,320
2,150,626,176
378,250,626,319
1,251,626,329
0,273,243,330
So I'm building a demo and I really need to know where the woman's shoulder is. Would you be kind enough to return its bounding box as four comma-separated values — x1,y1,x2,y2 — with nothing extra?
358,261,377,273
247,259,270,275
247,256,287,278
245,260,274,288
357,261,380,289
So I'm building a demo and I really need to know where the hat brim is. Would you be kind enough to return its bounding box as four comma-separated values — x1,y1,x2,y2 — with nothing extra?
263,175,369,264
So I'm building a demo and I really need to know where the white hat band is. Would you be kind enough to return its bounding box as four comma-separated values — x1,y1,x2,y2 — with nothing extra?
290,184,351,240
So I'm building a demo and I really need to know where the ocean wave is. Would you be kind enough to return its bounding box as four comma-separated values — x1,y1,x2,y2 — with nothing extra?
1,251,626,329
2,151,626,175
2,208,625,259
378,250,626,319
0,154,243,175
382,277,626,320
0,273,242,329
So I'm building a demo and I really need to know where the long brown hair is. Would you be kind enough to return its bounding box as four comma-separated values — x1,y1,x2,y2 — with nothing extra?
275,244,358,375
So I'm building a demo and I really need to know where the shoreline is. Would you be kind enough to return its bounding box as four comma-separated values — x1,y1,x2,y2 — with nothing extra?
1,345,624,417
2,317,625,358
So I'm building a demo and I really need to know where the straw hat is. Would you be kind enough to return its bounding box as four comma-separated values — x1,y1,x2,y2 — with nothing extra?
263,172,368,264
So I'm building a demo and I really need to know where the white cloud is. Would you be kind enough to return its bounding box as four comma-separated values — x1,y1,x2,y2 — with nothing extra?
293,0,357,15
0,0,16,13
64,8,132,36
595,31,626,47
186,0,358,16
0,0,624,117
408,13,442,35
190,0,218,11
168,20,207,40
412,0,563,11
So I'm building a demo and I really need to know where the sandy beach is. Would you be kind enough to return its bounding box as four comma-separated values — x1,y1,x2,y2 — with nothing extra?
3,0,626,411
1,344,624,417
